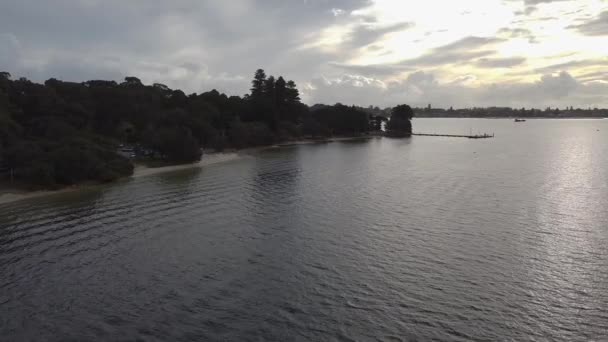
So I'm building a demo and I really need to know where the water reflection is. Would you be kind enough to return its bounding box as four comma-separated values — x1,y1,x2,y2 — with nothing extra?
1,119,607,341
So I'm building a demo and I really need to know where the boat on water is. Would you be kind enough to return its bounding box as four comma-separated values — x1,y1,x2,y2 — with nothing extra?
514,119,526,122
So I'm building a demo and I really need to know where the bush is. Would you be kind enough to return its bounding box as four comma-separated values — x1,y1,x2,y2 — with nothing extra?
386,118,412,136
21,162,55,188
229,119,275,148
277,121,301,141
302,118,330,138
99,156,134,182
143,127,202,163
387,104,413,136
50,146,103,184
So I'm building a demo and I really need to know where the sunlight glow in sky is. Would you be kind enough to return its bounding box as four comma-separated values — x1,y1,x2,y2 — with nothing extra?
324,0,607,83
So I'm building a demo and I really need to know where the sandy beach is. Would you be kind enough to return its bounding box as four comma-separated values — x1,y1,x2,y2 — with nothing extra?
274,136,376,147
0,137,374,206
0,187,87,206
132,152,241,178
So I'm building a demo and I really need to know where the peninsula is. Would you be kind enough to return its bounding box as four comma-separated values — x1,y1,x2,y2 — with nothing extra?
0,69,410,191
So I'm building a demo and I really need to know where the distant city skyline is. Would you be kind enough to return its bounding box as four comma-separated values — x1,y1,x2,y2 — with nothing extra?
1,0,607,108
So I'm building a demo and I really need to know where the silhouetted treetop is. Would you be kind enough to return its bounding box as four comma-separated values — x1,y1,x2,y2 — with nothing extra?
123,77,143,87
251,69,266,99
391,104,414,121
286,80,300,104
387,104,414,137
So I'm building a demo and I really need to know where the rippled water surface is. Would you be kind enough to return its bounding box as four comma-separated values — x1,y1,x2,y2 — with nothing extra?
1,119,608,341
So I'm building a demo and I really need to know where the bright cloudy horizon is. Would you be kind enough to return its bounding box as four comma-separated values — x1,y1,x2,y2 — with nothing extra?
1,0,607,108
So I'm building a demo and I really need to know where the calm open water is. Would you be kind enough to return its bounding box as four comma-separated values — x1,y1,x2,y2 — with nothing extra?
1,119,607,341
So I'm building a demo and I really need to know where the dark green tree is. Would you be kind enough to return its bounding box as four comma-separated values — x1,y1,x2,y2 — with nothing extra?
142,126,201,163
264,76,276,99
387,104,414,136
311,104,371,135
286,80,300,104
0,68,435,189
251,69,266,99
275,77,286,106
122,76,143,87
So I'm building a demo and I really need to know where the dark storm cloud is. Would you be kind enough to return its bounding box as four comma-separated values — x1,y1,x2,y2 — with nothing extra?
567,11,608,36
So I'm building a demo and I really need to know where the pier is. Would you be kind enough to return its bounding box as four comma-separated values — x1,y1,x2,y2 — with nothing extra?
412,133,494,139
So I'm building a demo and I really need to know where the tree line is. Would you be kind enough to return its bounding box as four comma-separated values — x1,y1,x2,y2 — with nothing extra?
0,69,413,188
416,105,608,118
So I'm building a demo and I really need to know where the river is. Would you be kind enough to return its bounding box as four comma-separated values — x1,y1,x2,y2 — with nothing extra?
1,119,607,341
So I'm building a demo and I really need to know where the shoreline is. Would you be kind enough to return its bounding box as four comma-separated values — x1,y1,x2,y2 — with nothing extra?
132,152,241,178
0,152,241,206
0,135,374,206
276,135,377,146
415,116,608,119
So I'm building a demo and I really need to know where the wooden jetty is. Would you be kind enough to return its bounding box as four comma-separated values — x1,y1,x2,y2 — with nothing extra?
412,133,494,139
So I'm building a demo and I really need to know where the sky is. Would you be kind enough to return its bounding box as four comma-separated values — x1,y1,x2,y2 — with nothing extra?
0,0,607,108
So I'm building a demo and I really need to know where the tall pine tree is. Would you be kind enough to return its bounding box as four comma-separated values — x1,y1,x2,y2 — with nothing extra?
275,77,286,106
251,69,266,100
264,76,276,102
286,80,301,104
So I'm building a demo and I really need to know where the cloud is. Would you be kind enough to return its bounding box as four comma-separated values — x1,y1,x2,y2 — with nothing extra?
576,71,608,82
328,62,412,77
567,11,608,36
342,21,414,49
303,74,389,105
0,0,606,109
524,0,572,5
331,8,346,17
433,36,505,52
0,0,374,95
406,50,497,67
304,70,608,109
331,35,505,75
536,71,578,97
513,0,572,4
397,36,504,67
475,57,527,68
498,27,538,43
0,33,22,68
533,58,608,73
514,6,538,15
